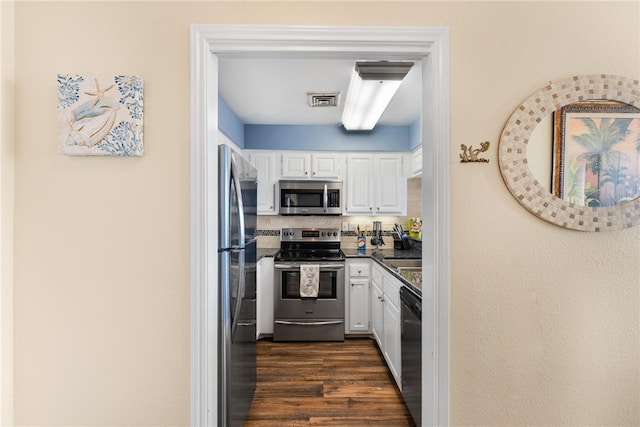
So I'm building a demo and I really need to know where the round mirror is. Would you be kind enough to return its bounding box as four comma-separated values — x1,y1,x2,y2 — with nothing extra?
499,74,640,231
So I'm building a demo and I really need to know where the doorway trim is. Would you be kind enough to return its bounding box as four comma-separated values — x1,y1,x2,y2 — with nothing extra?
190,24,450,426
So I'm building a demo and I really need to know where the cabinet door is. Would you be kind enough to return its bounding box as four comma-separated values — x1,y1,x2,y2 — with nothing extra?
256,257,274,336
411,145,422,177
312,153,342,179
375,154,406,215
281,152,310,178
349,278,370,332
383,300,402,388
370,278,384,348
251,152,277,214
346,154,374,214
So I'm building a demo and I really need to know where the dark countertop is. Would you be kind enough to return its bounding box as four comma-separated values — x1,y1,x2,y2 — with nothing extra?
343,248,422,297
257,248,279,260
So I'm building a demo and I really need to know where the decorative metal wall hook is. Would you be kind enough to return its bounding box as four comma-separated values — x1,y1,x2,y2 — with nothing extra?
460,141,490,163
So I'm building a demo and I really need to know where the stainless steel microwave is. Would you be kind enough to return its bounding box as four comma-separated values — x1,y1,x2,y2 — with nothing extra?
277,180,342,215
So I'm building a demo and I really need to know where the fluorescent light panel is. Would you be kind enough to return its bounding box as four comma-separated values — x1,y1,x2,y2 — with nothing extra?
341,61,414,131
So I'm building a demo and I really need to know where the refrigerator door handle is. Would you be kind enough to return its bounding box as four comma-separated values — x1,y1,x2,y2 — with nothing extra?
229,155,247,339
231,248,246,338
230,155,246,249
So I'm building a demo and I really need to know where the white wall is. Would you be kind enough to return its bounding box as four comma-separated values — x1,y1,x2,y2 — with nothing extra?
8,1,640,425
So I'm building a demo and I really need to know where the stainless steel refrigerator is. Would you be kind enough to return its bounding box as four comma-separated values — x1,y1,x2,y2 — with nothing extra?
218,144,257,427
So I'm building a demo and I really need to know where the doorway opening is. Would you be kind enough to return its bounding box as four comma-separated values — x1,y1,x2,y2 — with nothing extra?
189,24,450,426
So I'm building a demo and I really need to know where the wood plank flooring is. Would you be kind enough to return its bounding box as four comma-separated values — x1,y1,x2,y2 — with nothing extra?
246,338,416,427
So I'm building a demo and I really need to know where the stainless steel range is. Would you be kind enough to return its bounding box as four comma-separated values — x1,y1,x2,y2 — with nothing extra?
273,228,345,342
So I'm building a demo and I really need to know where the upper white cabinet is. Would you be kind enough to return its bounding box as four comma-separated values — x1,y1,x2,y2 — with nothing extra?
411,145,422,177
345,153,407,215
281,152,309,178
247,150,278,215
281,152,343,179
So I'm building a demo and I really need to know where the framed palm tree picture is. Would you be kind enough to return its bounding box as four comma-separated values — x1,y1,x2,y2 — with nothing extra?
552,100,640,207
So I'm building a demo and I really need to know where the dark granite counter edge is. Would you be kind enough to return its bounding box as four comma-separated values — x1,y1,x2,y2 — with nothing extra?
257,248,279,260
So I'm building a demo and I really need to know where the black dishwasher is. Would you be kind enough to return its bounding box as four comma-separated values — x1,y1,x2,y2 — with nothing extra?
400,285,421,426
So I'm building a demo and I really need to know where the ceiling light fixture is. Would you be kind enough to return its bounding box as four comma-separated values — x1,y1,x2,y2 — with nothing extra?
341,61,414,131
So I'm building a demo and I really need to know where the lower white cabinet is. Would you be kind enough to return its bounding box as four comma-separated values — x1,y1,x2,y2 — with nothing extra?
346,260,370,334
383,283,401,385
370,262,402,388
370,274,384,346
256,256,274,337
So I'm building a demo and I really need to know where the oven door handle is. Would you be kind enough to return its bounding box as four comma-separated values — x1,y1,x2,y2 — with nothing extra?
274,263,345,269
274,320,344,326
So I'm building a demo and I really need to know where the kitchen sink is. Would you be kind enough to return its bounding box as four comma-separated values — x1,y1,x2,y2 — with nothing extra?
386,259,422,269
386,259,423,287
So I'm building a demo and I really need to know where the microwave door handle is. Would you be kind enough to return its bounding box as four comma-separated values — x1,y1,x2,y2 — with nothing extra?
323,184,328,212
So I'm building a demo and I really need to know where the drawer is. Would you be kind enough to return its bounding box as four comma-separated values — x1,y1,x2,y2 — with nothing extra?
349,263,370,278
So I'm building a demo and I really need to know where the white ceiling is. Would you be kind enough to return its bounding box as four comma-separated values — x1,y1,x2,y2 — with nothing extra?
218,57,422,126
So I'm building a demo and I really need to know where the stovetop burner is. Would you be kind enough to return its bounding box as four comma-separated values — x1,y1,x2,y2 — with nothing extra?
275,227,345,262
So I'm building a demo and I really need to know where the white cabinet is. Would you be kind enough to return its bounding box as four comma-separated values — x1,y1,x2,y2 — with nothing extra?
370,269,384,346
382,274,402,386
346,260,370,334
345,153,407,215
256,256,274,337
247,150,278,215
370,261,402,388
281,152,343,179
281,152,309,178
411,145,422,177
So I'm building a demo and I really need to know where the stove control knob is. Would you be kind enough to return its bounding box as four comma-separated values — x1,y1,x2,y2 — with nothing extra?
333,232,338,237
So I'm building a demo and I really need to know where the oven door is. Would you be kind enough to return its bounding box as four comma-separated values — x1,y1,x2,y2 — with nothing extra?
274,262,345,319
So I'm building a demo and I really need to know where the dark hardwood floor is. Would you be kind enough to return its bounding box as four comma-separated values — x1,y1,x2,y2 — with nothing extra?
246,338,416,426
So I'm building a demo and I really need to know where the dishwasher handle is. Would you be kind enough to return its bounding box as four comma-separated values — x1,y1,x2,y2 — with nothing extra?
400,286,422,318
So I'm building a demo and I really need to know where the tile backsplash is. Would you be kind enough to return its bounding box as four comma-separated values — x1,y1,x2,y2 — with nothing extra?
257,178,423,248
407,176,422,218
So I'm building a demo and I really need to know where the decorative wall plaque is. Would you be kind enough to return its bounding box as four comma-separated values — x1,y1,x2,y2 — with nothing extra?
57,74,144,156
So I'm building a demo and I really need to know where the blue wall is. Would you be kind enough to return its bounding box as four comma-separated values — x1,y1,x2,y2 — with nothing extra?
219,96,420,151
245,124,411,151
218,97,245,147
409,119,421,150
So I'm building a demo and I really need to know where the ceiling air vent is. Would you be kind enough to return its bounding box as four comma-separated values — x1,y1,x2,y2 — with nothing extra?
307,92,340,108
